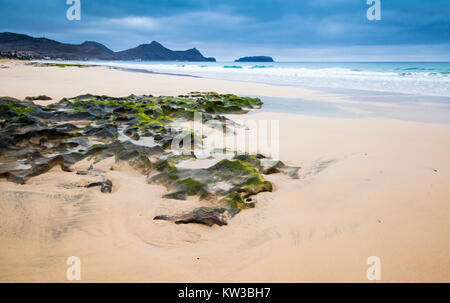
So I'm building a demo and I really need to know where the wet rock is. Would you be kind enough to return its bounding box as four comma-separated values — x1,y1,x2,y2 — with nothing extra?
260,158,300,179
220,192,256,217
10,128,76,147
0,155,75,184
1,97,52,120
77,164,93,176
61,152,86,164
154,207,228,227
149,157,272,207
25,95,52,101
124,127,140,140
1,92,302,226
49,111,95,122
207,159,273,197
84,124,118,140
86,180,112,193
86,140,162,174
53,123,80,133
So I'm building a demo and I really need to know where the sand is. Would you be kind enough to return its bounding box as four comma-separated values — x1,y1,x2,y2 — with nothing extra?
0,61,449,282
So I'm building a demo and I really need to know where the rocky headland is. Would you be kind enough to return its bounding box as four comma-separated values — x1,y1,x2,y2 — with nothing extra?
235,56,274,62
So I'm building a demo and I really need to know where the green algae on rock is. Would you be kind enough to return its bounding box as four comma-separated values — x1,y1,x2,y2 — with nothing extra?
0,92,299,227
33,62,98,68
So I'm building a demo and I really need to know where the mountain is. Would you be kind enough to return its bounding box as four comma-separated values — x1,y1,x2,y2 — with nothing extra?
0,32,216,62
0,33,117,60
235,56,274,62
116,41,216,61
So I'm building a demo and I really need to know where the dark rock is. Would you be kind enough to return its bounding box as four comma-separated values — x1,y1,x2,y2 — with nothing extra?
25,95,52,101
260,158,300,179
0,92,299,227
86,140,161,174
234,56,274,62
48,111,95,122
124,127,140,140
148,156,272,218
0,155,75,184
54,123,81,133
84,124,118,140
86,180,112,193
154,207,228,227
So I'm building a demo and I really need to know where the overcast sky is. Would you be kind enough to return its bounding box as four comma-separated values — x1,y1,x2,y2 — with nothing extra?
0,0,449,61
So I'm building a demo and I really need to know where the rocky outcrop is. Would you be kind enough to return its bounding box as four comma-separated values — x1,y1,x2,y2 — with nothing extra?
24,95,52,101
0,92,299,226
235,56,274,62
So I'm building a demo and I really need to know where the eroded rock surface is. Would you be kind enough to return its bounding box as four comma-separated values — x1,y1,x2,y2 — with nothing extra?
0,92,299,226
154,207,228,227
86,180,112,193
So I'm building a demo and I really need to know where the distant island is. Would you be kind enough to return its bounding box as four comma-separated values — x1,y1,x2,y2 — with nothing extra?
0,32,216,62
235,56,274,62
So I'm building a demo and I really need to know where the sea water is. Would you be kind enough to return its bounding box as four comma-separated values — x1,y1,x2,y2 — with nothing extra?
74,61,450,97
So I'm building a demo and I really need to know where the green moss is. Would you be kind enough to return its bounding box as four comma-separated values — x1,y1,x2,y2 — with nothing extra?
135,112,164,126
154,158,178,173
72,107,87,113
223,94,262,108
208,159,258,177
234,154,261,168
221,192,254,210
208,159,272,197
177,177,208,196
179,130,203,142
11,106,34,115
91,99,120,106
0,100,34,115
72,99,120,108
240,180,272,197
41,63,95,68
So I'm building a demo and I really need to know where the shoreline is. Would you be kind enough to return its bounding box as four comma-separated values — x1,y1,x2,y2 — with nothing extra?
0,60,449,282
0,59,331,103
36,59,450,98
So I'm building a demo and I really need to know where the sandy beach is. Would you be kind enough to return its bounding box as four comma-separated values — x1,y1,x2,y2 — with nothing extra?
0,60,449,282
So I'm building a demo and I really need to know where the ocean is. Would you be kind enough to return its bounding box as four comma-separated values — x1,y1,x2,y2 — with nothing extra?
76,61,450,97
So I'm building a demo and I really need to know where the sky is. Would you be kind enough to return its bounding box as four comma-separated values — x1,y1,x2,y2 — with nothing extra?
0,0,449,61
